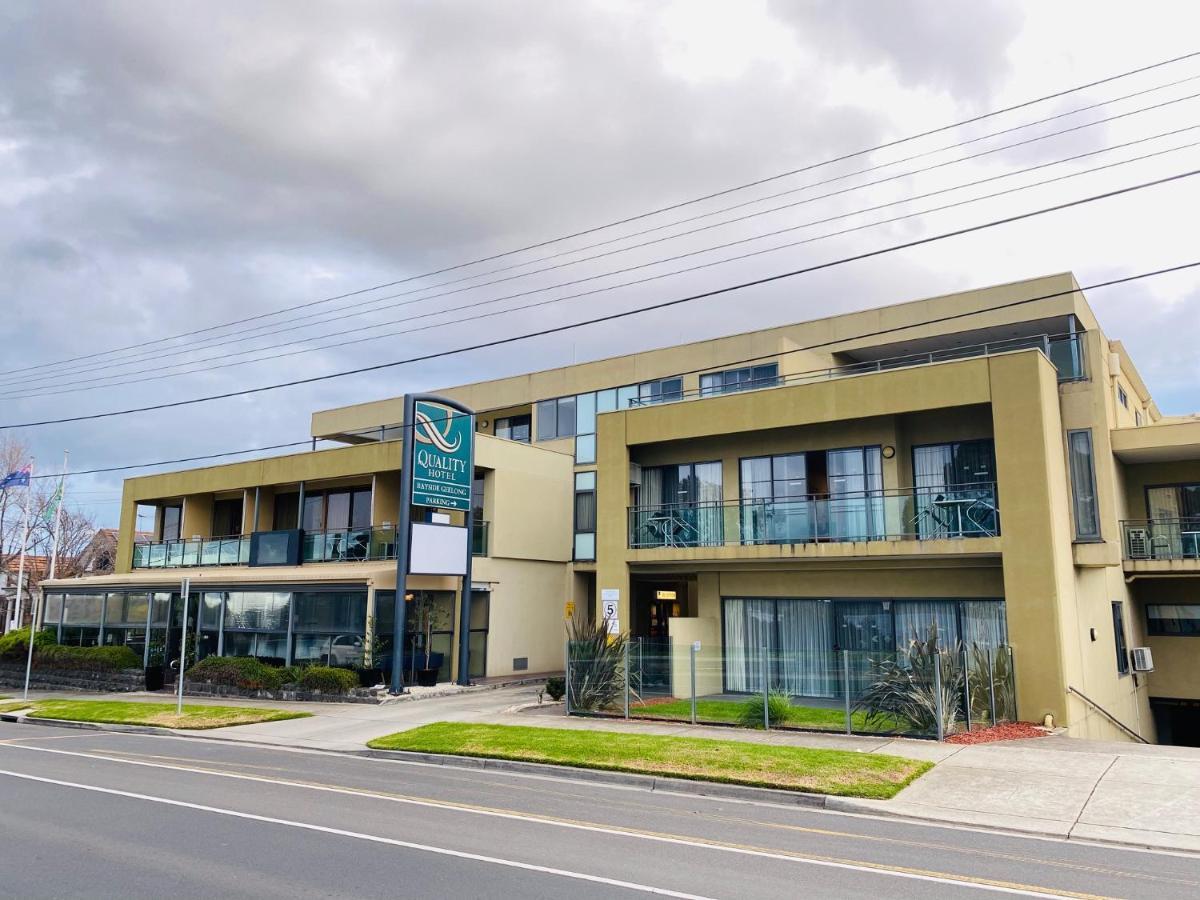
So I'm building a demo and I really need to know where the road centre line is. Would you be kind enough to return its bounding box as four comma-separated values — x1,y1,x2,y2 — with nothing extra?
0,744,1109,898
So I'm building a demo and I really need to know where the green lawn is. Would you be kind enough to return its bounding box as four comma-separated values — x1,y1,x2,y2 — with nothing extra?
27,700,311,730
368,722,929,799
630,698,903,733
0,700,29,714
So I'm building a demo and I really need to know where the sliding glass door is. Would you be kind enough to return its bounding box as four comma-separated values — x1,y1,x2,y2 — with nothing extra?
912,440,998,538
638,461,723,546
722,598,834,697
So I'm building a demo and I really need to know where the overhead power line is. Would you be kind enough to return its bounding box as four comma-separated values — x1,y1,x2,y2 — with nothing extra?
8,118,1200,399
11,81,1200,390
23,259,1200,481
3,47,1200,380
2,166,1198,431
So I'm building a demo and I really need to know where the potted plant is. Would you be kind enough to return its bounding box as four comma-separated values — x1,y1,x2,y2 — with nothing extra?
144,642,166,691
409,592,449,687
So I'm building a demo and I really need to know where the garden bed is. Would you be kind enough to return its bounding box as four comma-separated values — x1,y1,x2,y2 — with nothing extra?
945,721,1049,744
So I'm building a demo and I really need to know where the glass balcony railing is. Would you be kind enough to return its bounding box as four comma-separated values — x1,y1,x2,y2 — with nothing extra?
132,521,492,568
1122,519,1200,561
628,332,1089,409
132,537,249,569
628,484,1000,550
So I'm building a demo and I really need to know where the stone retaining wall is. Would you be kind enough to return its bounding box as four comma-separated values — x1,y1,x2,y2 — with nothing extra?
0,662,144,693
164,673,382,704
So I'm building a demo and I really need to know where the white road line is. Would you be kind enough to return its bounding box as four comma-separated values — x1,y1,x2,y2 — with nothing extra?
0,746,1085,898
0,768,711,899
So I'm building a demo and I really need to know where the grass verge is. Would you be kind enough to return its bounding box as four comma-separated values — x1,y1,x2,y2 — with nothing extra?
0,700,30,714
27,700,311,730
631,698,896,731
368,722,929,799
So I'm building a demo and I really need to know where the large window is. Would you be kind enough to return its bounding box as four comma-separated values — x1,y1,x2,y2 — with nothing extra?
740,447,883,543
1112,602,1129,675
535,396,577,442
1147,604,1200,636
1067,429,1101,540
272,487,371,533
494,414,531,443
1146,483,1200,558
574,471,596,560
721,597,1007,697
637,377,683,405
913,439,998,538
634,461,724,547
701,363,778,397
212,497,243,537
292,591,368,667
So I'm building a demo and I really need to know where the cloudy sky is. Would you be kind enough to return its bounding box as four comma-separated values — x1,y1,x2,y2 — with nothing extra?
2,0,1200,529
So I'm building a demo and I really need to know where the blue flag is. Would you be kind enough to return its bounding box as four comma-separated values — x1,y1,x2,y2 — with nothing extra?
0,464,31,489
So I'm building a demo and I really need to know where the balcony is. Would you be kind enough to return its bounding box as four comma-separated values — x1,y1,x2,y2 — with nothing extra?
628,484,1000,550
1122,519,1200,561
628,332,1088,409
132,520,492,569
132,537,249,569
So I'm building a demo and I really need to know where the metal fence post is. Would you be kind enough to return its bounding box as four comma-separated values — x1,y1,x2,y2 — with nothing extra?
962,645,972,733
690,642,697,725
987,646,997,726
564,639,571,716
843,649,852,735
623,640,630,720
761,645,770,730
934,651,945,742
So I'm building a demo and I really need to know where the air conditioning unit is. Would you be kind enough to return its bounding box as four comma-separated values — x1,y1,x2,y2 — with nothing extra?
1131,647,1154,673
628,462,642,486
1125,528,1151,559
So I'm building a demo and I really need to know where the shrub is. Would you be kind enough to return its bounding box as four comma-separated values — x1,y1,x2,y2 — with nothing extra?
186,656,284,691
854,623,964,736
545,676,565,701
738,690,793,728
276,666,303,685
298,665,359,694
0,627,54,660
36,644,141,673
566,617,629,711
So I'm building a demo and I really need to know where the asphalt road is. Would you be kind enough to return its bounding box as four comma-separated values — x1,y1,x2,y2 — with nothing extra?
0,721,1197,899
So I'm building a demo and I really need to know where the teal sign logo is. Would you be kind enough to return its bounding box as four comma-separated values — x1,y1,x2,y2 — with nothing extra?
411,400,473,510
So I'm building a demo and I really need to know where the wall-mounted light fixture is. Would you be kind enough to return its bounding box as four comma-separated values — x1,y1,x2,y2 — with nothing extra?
881,446,896,459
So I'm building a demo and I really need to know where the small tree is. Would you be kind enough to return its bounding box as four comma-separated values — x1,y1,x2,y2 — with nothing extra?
565,616,630,711
410,592,451,673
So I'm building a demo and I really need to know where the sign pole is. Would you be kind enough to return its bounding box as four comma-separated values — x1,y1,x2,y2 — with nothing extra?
390,394,417,695
11,459,33,632
176,576,191,715
456,477,475,687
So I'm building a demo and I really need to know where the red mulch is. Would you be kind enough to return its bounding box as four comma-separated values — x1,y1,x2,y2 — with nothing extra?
945,721,1049,744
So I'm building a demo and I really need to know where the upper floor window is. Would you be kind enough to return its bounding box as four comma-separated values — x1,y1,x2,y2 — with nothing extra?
700,363,779,397
635,377,683,405
574,471,596,561
1117,385,1129,409
161,504,182,542
494,414,531,443
212,497,243,537
1135,410,1144,427
913,440,998,538
1066,429,1101,540
535,396,576,441
274,487,371,532
1147,603,1200,636
1112,602,1129,675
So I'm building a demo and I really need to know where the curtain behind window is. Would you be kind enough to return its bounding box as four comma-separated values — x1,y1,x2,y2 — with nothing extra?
777,600,834,697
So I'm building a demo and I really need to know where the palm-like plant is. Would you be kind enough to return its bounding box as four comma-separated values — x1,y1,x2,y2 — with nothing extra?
854,622,964,736
566,616,630,712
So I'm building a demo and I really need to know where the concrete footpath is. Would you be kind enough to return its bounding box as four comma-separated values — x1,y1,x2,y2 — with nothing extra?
7,685,1200,854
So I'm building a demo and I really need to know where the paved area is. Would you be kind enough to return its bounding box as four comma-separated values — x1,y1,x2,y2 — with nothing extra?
840,734,1200,853
8,687,1200,853
2,720,1198,899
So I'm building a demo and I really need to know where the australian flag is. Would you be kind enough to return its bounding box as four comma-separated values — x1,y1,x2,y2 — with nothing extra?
0,464,31,489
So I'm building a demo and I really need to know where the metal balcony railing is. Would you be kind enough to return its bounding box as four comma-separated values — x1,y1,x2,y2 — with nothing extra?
628,332,1088,408
132,521,492,569
628,483,1000,550
1121,519,1200,561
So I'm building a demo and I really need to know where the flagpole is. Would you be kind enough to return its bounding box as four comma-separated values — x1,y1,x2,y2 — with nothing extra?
47,450,69,582
11,459,32,633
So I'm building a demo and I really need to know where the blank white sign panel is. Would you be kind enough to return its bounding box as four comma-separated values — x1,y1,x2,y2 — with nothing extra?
409,523,469,575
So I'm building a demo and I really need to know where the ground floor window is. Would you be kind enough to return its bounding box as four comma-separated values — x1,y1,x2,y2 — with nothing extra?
721,597,1007,697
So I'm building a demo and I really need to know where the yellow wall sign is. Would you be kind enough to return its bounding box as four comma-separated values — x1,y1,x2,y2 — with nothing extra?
564,600,576,620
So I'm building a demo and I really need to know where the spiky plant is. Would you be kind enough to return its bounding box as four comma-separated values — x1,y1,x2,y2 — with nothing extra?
854,622,964,737
738,690,793,728
566,617,630,712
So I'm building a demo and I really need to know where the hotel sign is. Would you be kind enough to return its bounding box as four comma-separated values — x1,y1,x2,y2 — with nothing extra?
410,399,474,511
